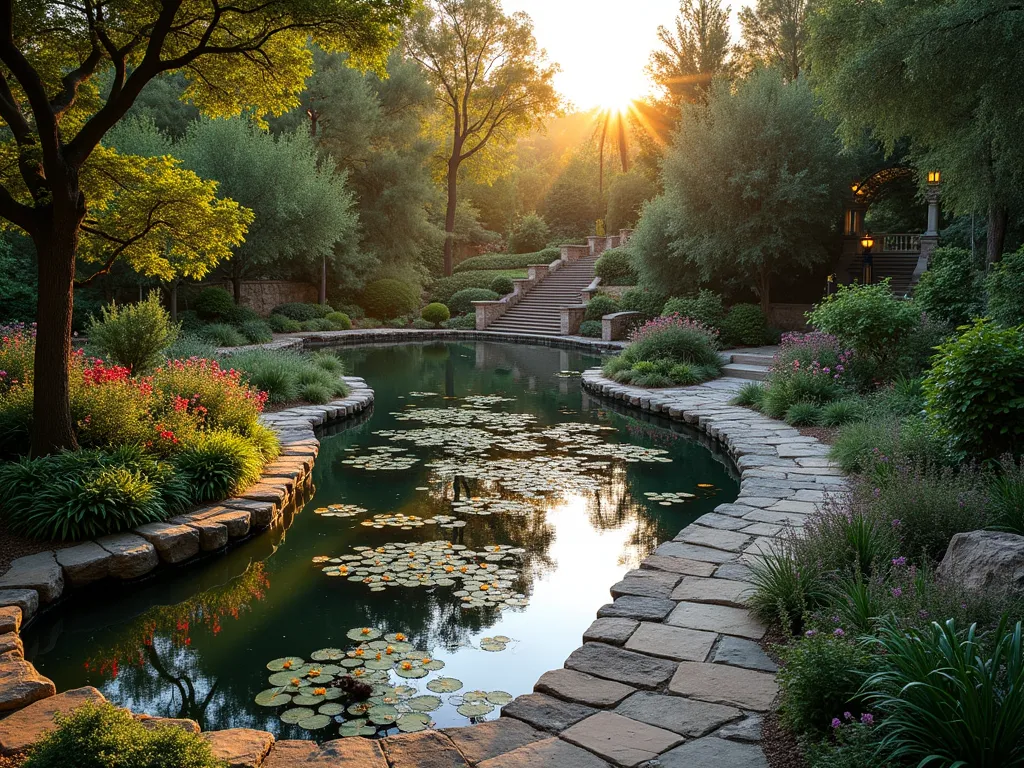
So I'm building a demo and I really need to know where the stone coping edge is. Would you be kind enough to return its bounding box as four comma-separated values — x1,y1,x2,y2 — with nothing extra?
0,364,846,768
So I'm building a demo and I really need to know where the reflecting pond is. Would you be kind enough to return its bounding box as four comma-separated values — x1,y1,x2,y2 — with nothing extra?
26,341,738,738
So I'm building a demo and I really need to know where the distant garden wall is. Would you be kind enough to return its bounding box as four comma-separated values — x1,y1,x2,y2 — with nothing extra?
213,281,317,315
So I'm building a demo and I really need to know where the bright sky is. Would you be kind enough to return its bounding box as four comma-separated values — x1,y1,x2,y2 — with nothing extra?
502,0,746,110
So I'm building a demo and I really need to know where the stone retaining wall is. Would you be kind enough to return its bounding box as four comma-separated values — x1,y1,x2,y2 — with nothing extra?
0,348,844,768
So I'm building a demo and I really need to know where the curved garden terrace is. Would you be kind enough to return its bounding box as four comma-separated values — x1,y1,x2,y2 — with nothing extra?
0,337,840,768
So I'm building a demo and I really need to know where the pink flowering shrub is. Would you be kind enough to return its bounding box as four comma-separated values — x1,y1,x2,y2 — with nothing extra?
603,313,723,387
771,331,854,383
628,313,720,346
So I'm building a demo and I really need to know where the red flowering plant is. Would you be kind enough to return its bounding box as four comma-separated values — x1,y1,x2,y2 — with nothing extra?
150,358,267,435
70,356,155,448
0,323,35,397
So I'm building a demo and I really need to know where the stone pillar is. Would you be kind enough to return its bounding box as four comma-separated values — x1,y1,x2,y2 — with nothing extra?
924,186,941,237
588,236,608,258
527,264,550,281
914,185,942,284
602,311,643,341
560,305,587,336
561,244,590,262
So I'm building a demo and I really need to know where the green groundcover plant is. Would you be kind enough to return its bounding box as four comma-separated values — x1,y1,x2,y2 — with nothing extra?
603,314,722,387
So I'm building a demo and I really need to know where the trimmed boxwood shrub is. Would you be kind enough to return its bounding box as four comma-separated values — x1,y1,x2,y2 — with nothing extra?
325,311,352,330
268,314,301,333
361,278,420,320
300,318,334,332
490,275,515,296
720,303,768,347
193,287,234,320
454,248,559,272
444,313,477,329
421,303,451,327
224,304,261,326
579,320,603,338
430,270,528,304
595,247,637,286
449,288,499,316
585,295,620,322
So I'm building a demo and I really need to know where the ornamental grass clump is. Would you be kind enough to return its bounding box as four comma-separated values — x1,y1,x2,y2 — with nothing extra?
602,314,722,387
226,349,347,405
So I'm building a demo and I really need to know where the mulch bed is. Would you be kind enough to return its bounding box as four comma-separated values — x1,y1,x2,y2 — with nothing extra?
798,426,839,445
763,710,807,768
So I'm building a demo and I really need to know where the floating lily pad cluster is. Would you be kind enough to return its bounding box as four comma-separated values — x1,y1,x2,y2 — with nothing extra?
478,635,512,652
643,491,696,505
462,395,516,406
341,446,419,471
315,503,367,518
317,542,528,609
254,627,512,737
427,455,608,498
449,497,535,517
390,407,534,431
376,426,546,456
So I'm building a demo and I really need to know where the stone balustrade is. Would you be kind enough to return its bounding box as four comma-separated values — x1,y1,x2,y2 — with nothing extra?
602,311,644,341
581,276,602,303
475,255,563,330
560,244,590,262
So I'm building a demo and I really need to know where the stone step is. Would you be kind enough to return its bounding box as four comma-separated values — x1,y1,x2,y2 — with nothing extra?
721,363,769,381
730,354,773,367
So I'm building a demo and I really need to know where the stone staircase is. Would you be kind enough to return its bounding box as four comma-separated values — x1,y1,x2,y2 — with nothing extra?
721,350,775,381
486,257,599,335
845,253,920,296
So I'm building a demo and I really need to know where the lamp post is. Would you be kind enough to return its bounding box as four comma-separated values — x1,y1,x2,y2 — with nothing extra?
860,233,875,285
925,170,942,236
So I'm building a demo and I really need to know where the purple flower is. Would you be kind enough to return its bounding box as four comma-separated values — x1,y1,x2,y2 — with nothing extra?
891,587,903,598
891,519,901,528
805,629,817,638
892,556,907,567
843,711,853,721
831,615,841,624
861,713,874,725
833,628,845,637
873,487,881,497
831,718,842,729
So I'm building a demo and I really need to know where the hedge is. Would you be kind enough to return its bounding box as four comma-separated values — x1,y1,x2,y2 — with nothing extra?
429,270,527,304
453,249,559,273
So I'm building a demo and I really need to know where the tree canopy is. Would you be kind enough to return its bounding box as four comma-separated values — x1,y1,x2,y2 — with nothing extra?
0,0,412,453
738,0,812,80
661,70,847,311
807,0,1024,263
406,0,559,275
647,0,734,105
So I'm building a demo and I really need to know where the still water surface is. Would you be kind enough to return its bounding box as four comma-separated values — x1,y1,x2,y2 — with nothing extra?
26,342,738,738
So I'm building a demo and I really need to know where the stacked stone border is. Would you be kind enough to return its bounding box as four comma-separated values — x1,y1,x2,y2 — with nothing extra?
0,344,843,768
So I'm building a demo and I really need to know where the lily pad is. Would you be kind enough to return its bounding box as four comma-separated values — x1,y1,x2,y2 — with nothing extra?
397,712,432,733
311,648,345,662
318,703,345,716
479,641,506,652
426,677,463,693
363,658,395,671
457,702,495,718
297,714,332,730
266,656,304,672
395,685,418,698
486,691,513,705
254,689,291,707
339,720,377,738
280,707,314,724
394,665,428,679
346,627,382,642
347,702,372,716
368,703,398,725
292,693,325,707
405,695,442,712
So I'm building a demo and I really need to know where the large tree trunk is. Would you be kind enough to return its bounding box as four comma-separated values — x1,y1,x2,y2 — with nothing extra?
231,273,242,304
758,265,771,319
31,210,81,455
987,204,1008,266
443,154,459,277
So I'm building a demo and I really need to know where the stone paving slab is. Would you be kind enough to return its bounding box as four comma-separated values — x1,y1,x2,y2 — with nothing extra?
609,569,681,599
442,718,545,764
666,601,766,639
596,596,675,621
0,553,63,603
712,636,778,673
501,693,596,733
674,525,750,552
654,541,735,563
671,576,751,607
669,662,778,711
564,643,678,690
658,736,768,768
717,714,763,743
583,618,638,646
380,730,468,768
535,668,635,707
639,555,716,577
201,728,275,768
0,591,37,622
623,622,715,662
614,691,741,737
561,711,684,767
477,737,612,768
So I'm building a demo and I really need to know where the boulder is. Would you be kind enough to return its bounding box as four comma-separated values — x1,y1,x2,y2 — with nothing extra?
0,590,37,622
937,530,1024,594
96,533,159,579
0,687,104,754
134,523,201,564
0,552,63,603
0,651,55,712
56,541,112,587
0,607,21,635
202,728,275,768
